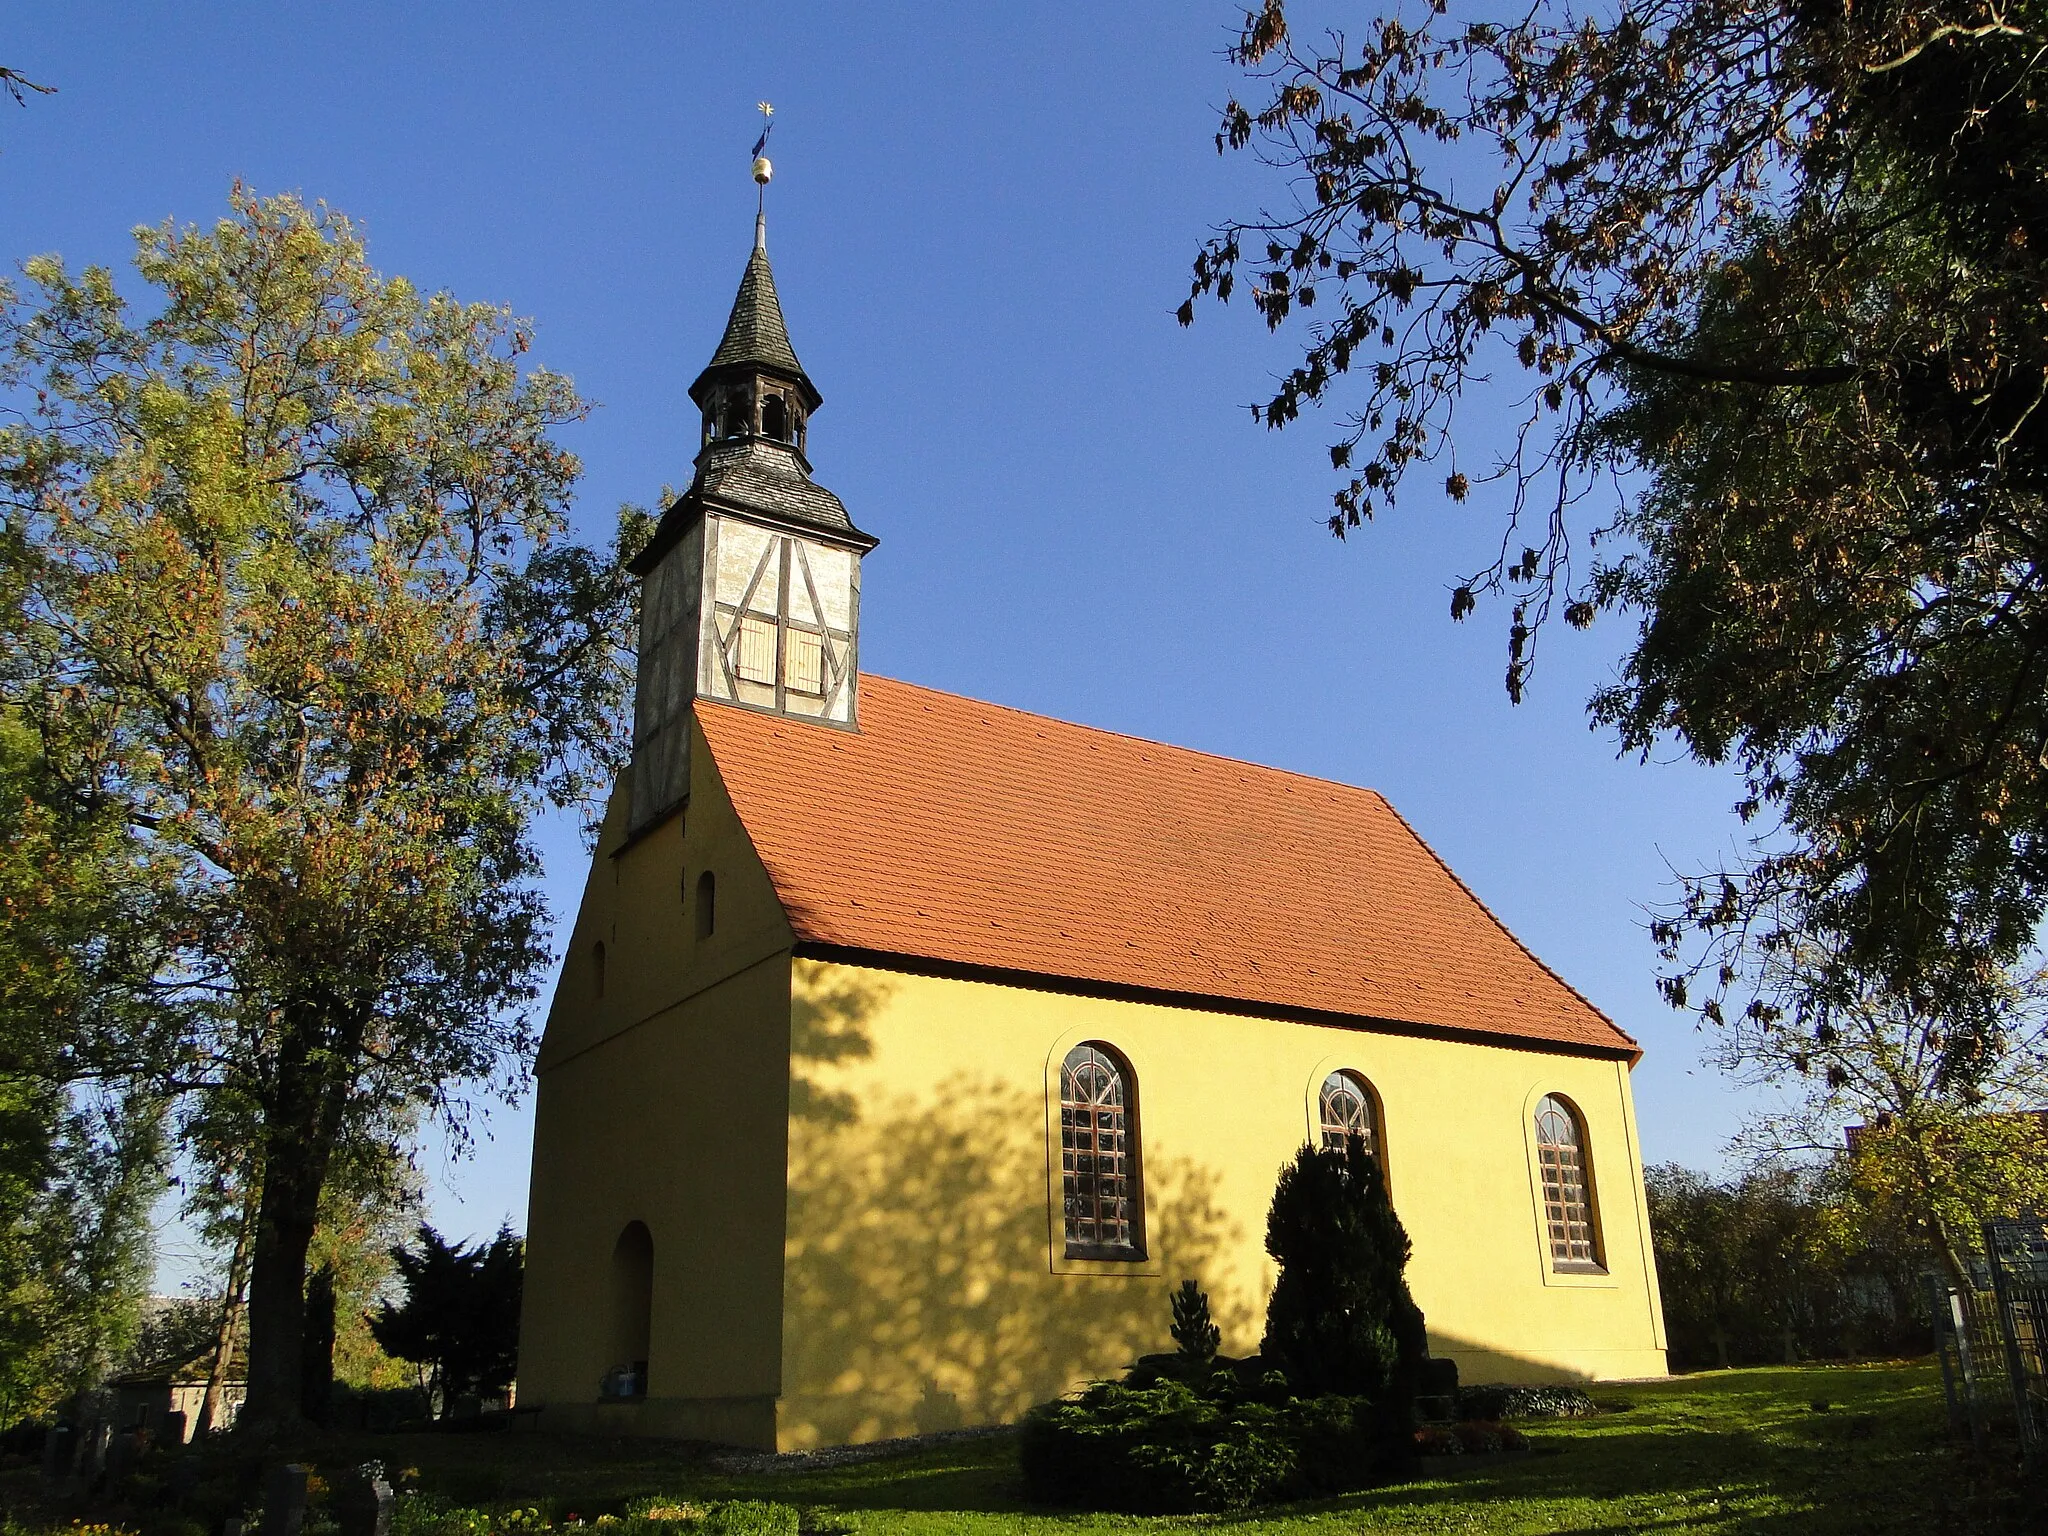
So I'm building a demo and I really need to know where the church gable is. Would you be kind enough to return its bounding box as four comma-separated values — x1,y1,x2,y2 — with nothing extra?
696,678,1636,1058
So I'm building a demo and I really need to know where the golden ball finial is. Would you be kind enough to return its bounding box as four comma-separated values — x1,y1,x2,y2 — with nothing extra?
752,155,773,185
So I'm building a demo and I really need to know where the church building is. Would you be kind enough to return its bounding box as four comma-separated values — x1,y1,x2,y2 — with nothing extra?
516,201,1670,1452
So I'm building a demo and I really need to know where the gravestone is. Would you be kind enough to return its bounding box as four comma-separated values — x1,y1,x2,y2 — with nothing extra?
78,1420,111,1491
261,1463,310,1536
39,1422,75,1486
104,1426,139,1485
334,1461,394,1536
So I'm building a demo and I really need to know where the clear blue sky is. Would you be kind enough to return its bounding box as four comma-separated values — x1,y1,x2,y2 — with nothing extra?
8,4,1758,1273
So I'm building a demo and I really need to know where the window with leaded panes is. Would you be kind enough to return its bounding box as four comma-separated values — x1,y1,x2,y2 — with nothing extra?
1060,1043,1143,1259
1317,1070,1379,1158
1534,1094,1603,1271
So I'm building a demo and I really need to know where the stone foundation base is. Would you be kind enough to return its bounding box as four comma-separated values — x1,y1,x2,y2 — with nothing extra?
531,1395,778,1449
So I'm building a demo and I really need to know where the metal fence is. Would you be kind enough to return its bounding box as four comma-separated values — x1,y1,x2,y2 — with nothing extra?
1932,1219,2048,1463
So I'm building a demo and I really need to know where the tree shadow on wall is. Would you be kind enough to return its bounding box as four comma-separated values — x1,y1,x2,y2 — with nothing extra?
788,966,886,1127
780,1073,1249,1449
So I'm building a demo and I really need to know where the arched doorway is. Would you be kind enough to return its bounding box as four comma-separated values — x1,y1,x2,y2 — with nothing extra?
605,1221,653,1398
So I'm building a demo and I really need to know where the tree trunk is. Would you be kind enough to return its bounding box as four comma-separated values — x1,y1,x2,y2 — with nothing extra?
1712,1325,1730,1371
240,1147,325,1431
1900,1119,1977,1294
238,1021,351,1432
195,1193,257,1437
1930,1212,1976,1295
300,1265,336,1426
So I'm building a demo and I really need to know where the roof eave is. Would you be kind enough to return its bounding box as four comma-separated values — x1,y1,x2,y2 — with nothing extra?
629,487,878,577
786,938,1644,1064
688,358,823,414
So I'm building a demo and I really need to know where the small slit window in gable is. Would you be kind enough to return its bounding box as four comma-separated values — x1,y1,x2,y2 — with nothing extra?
785,627,825,696
695,870,716,940
736,613,777,685
592,941,606,999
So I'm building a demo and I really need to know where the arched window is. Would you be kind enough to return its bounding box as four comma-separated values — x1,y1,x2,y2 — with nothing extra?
1318,1070,1380,1159
1060,1043,1143,1258
694,870,716,940
761,394,789,441
1534,1095,1603,1271
604,1221,653,1399
592,941,606,999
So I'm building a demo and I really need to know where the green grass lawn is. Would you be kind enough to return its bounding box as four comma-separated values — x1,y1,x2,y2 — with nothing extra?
344,1361,2025,1533
4,1361,2034,1535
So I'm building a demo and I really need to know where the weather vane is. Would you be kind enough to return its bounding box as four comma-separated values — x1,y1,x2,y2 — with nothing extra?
751,102,774,197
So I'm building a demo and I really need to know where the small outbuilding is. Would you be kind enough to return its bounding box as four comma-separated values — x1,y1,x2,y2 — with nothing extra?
106,1349,243,1442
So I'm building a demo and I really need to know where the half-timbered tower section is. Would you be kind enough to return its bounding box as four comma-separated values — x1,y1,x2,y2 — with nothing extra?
626,211,876,834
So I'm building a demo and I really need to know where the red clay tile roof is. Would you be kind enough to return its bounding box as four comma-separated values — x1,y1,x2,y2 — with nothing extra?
696,677,1638,1059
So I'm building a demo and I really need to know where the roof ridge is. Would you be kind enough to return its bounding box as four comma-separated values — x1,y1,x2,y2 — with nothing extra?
825,674,1405,808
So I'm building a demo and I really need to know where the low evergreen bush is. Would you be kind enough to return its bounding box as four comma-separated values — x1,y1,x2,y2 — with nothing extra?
1457,1383,1597,1420
1412,1424,1464,1457
1018,1376,1399,1513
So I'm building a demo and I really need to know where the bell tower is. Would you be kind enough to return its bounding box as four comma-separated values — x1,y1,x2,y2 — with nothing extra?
626,163,878,835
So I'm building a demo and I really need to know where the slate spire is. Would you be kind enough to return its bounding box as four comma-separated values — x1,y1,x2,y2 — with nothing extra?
689,213,821,415
633,196,874,579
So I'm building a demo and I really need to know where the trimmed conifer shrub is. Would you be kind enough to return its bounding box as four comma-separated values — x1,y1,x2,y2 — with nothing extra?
1169,1279,1221,1368
1259,1135,1428,1416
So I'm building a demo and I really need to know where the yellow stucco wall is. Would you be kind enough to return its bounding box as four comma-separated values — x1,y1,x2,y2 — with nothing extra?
777,958,1667,1449
519,722,798,1445
522,724,1668,1452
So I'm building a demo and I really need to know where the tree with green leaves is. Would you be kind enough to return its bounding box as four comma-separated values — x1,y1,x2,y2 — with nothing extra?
1188,0,2048,1137
1645,1161,1894,1369
0,679,171,1418
0,186,643,1429
1712,940,2048,1286
369,1221,523,1413
1260,1135,1425,1414
1642,1165,1752,1371
0,532,182,1419
0,1089,165,1416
